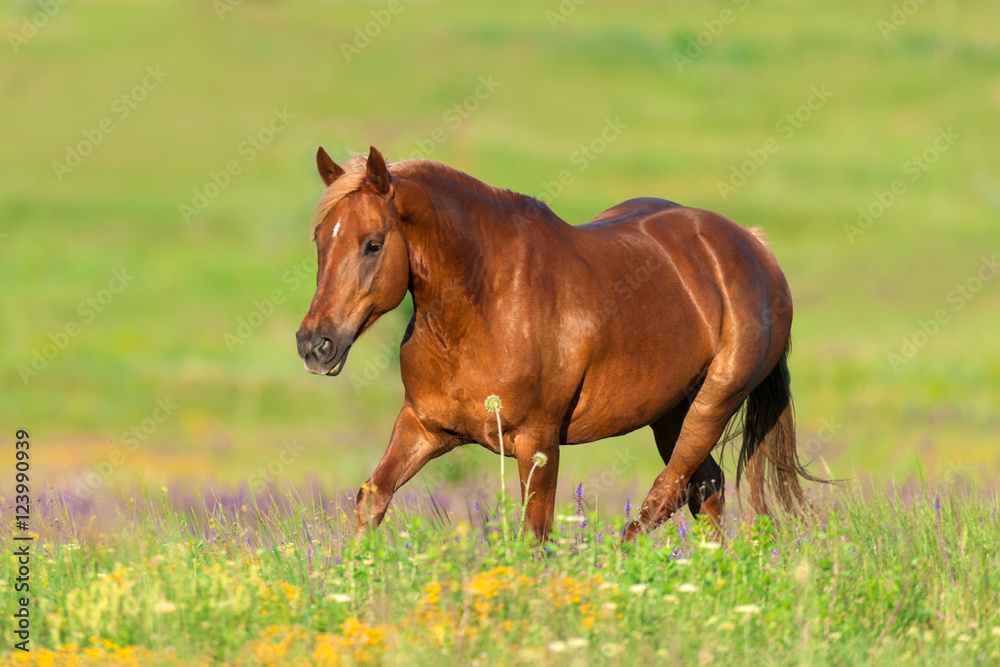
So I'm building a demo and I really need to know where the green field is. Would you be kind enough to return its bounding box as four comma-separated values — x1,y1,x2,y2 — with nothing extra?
2,0,999,663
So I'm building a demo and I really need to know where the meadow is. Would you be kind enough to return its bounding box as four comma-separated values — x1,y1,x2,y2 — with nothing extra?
1,0,999,664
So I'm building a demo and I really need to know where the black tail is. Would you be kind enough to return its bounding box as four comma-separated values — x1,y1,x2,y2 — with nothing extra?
735,342,824,515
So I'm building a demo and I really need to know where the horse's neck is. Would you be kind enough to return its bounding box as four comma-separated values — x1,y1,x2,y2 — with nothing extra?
395,172,519,317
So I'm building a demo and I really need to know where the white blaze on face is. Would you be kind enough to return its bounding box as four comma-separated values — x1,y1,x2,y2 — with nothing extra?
332,219,341,239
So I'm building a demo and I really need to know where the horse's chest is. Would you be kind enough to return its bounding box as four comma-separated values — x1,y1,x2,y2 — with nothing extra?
399,324,541,441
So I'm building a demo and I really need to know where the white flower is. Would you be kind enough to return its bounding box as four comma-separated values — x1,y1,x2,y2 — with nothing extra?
677,583,700,593
547,641,567,653
325,593,352,604
556,514,585,523
628,583,648,595
698,541,722,550
567,638,589,649
600,643,624,658
733,604,761,615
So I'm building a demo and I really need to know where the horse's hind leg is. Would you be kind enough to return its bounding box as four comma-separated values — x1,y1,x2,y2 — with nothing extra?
651,406,726,528
626,380,747,541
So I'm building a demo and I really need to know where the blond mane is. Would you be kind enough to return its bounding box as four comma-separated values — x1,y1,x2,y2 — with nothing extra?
310,156,441,238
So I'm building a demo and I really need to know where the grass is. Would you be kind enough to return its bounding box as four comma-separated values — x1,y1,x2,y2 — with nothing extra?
1,484,999,665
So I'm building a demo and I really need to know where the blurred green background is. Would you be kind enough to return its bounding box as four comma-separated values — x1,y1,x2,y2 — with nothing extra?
1,0,997,500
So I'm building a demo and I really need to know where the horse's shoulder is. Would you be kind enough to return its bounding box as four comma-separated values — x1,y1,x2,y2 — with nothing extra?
585,197,685,227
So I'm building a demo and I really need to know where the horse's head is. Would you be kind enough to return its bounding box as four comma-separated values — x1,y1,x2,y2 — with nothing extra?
296,146,409,375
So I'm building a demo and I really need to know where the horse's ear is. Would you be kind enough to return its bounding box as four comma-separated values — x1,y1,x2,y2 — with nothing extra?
316,146,345,186
366,146,391,196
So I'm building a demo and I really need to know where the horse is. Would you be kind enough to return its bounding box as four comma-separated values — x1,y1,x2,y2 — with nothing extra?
297,146,818,541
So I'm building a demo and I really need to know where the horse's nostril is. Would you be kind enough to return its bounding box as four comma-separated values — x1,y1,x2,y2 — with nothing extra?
317,338,333,357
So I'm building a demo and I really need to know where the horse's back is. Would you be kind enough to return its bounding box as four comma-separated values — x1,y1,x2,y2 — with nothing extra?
583,197,684,228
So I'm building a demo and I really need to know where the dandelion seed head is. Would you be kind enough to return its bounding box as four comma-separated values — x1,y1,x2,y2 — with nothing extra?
484,395,502,413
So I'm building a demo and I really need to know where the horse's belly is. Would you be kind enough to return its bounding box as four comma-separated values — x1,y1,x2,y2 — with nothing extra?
567,318,711,444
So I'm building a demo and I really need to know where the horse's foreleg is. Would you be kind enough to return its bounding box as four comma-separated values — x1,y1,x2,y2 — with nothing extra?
355,403,450,540
514,431,561,541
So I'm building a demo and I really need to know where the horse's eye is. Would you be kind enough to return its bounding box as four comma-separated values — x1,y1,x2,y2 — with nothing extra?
364,240,383,256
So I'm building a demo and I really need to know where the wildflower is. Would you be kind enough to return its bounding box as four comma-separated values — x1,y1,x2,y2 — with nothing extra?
663,594,680,604
325,593,352,604
733,604,761,615
484,395,502,413
567,637,589,649
674,558,692,566
991,626,1000,637
575,483,584,512
698,540,721,550
154,600,176,614
677,583,700,593
624,498,632,519
547,641,567,653
601,643,625,658
957,634,971,643
532,452,548,467
794,559,811,584
628,583,648,595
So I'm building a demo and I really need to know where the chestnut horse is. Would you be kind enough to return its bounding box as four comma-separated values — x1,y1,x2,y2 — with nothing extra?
297,146,817,541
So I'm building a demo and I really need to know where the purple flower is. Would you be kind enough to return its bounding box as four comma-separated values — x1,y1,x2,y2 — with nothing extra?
575,483,584,514
624,498,632,519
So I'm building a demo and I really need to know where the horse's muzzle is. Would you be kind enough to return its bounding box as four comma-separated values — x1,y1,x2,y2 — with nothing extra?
296,326,352,376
